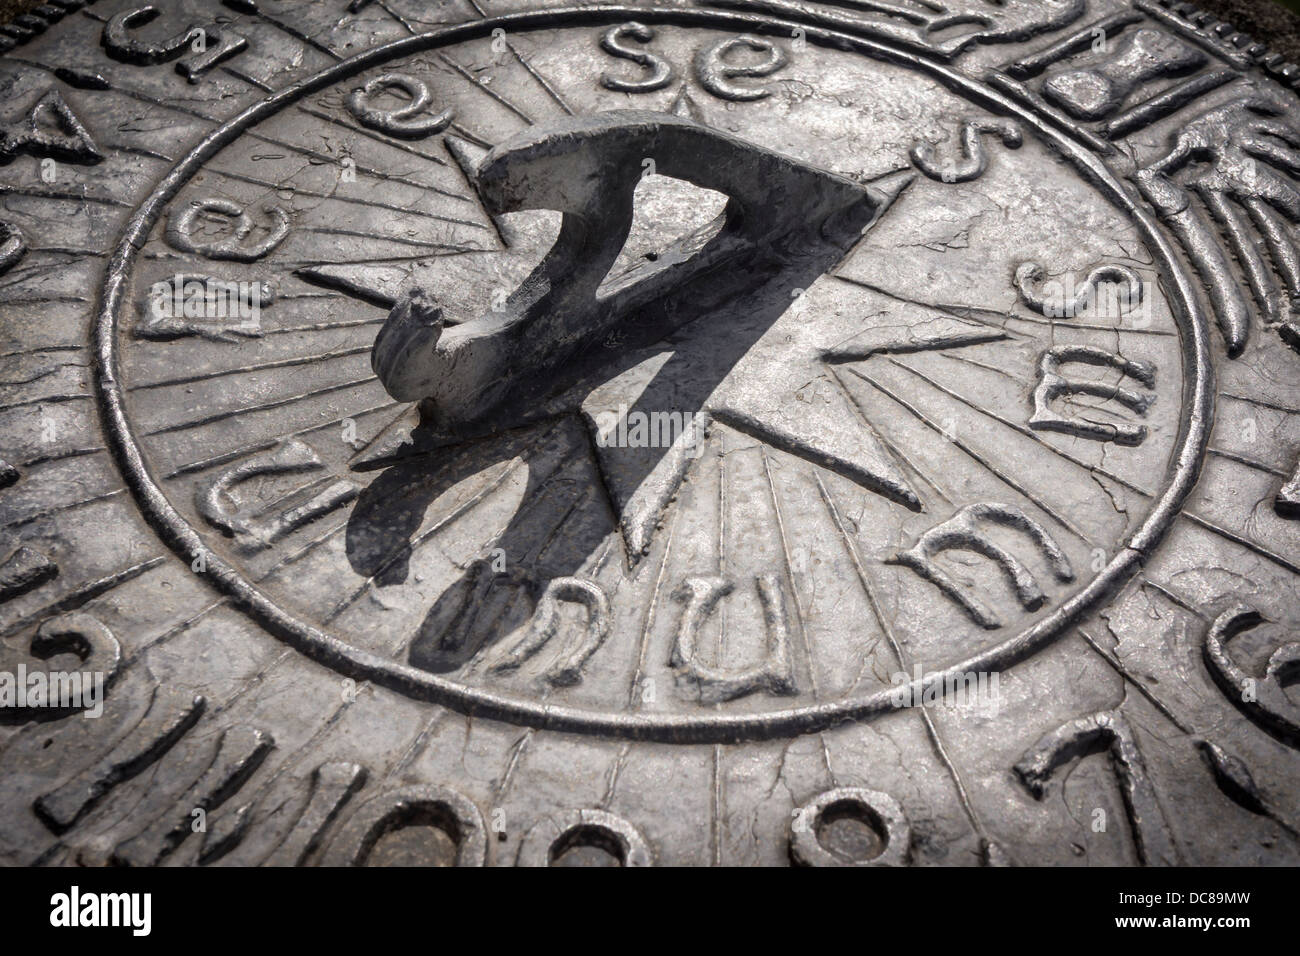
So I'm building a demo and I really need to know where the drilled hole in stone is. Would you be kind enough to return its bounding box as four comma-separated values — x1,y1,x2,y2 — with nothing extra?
549,824,625,867
364,805,461,867
816,799,886,863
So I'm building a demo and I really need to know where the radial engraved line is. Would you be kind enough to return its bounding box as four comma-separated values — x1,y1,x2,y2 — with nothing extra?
0,344,83,361
0,558,166,641
206,163,479,225
831,274,1030,343
76,76,469,203
373,0,418,35
144,375,380,438
833,273,1175,338
251,316,387,337
1,290,90,306
849,367,1095,545
437,52,536,125
1220,391,1300,416
295,104,452,168
212,649,297,719
272,513,354,571
0,488,128,534
0,184,129,208
1076,626,1190,733
246,7,346,61
714,432,726,867
1000,313,1176,337
815,473,991,847
390,712,454,780
600,742,632,809
204,143,477,211
944,352,1020,382
1,394,91,414
1206,447,1287,477
506,41,575,115
762,449,837,784
3,259,99,290
827,366,948,508
26,247,106,258
1137,577,1210,622
21,447,106,471
903,357,1155,497
130,346,372,392
321,457,525,624
494,729,534,806
762,451,819,697
299,227,475,250
449,124,496,150
623,500,681,708
164,401,399,479
223,66,275,93
276,251,477,270
1180,511,1300,577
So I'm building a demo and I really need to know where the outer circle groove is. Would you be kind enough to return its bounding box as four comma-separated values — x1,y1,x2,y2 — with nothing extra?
94,6,1215,743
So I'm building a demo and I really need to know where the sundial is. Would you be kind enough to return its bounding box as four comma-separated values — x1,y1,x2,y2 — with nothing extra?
0,0,1298,868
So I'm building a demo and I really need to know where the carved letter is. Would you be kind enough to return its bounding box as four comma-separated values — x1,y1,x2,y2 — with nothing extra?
669,574,797,703
196,440,359,553
599,23,673,93
489,577,611,686
346,73,454,138
888,502,1074,629
102,7,247,83
1029,345,1155,445
910,118,1021,183
695,35,787,101
1204,605,1300,749
166,198,290,262
1015,709,1178,865
0,89,101,165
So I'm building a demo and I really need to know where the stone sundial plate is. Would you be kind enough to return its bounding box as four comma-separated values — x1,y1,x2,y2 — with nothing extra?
0,0,1297,868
